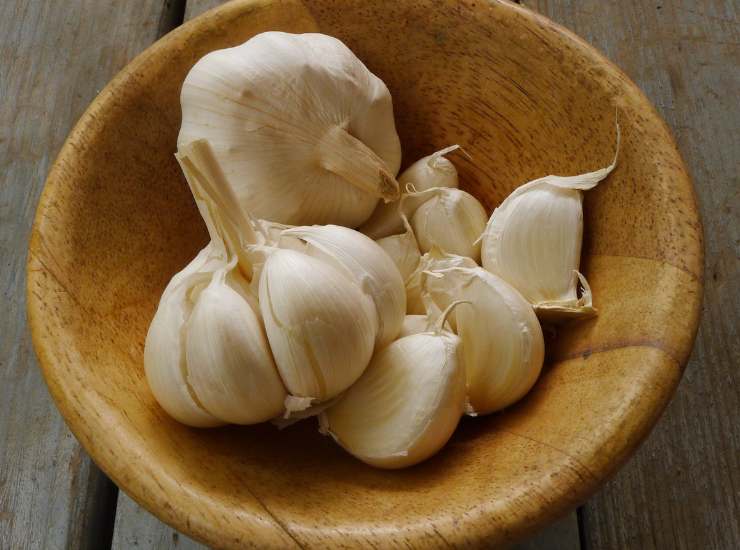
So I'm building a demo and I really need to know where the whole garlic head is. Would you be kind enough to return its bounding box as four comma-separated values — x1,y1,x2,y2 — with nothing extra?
179,32,402,227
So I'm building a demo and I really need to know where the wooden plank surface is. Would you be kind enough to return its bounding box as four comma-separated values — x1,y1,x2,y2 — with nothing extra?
6,0,735,548
0,1,185,548
524,1,740,549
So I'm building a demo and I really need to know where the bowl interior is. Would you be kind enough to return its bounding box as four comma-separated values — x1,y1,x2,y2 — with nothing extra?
28,0,702,547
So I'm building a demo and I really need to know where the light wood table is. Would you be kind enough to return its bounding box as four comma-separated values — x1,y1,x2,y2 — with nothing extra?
1,1,736,548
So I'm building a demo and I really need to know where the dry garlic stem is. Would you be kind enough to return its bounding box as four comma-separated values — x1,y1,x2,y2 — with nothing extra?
178,31,402,227
360,145,460,239
423,266,545,414
408,187,488,262
258,249,378,401
321,302,467,468
481,127,619,321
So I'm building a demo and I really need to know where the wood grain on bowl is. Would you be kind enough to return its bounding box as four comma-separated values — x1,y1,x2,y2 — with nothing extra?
27,0,703,548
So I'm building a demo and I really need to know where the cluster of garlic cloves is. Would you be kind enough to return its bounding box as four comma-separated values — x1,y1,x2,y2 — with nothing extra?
144,30,618,469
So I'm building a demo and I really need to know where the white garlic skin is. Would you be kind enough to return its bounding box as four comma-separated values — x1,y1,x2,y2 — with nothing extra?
178,32,401,227
184,269,287,425
405,250,477,314
425,266,545,414
360,147,459,239
411,188,488,262
375,229,421,282
322,331,466,469
258,249,378,401
282,225,405,347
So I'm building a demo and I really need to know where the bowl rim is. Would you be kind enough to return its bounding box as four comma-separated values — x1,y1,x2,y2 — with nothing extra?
27,0,704,547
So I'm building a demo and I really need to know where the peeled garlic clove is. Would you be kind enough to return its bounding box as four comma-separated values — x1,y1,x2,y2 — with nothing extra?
481,135,618,320
405,249,477,314
424,266,545,414
179,32,402,227
281,225,405,347
360,146,460,239
144,247,223,427
185,267,286,424
258,249,378,401
375,227,421,282
321,326,466,468
411,188,488,262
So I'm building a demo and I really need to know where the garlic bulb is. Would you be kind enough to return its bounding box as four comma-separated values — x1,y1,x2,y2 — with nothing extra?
405,249,477,314
480,151,618,320
410,188,488,262
144,250,287,426
423,266,544,414
375,226,421,282
178,31,402,227
258,248,378,401
320,304,466,468
360,145,460,239
280,225,405,346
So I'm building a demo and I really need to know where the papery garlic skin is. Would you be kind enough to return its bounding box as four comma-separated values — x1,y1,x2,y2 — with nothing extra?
424,266,544,414
405,249,477,314
321,330,466,468
360,146,459,239
480,145,618,320
178,32,401,227
411,188,488,262
375,228,421,282
185,268,286,424
281,225,405,346
258,249,378,401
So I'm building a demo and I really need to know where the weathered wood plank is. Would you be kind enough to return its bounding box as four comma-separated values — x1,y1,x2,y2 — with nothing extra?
524,1,740,548
0,1,188,548
112,494,203,550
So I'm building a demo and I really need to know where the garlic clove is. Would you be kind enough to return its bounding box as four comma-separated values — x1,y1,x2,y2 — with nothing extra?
184,266,287,425
480,129,619,320
258,248,378,401
375,228,421,282
320,327,466,468
281,225,405,347
360,145,460,239
405,249,477,314
410,188,488,262
144,247,224,427
178,32,402,227
424,266,545,414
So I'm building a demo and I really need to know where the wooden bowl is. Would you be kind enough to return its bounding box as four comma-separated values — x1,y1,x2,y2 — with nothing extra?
28,0,703,547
